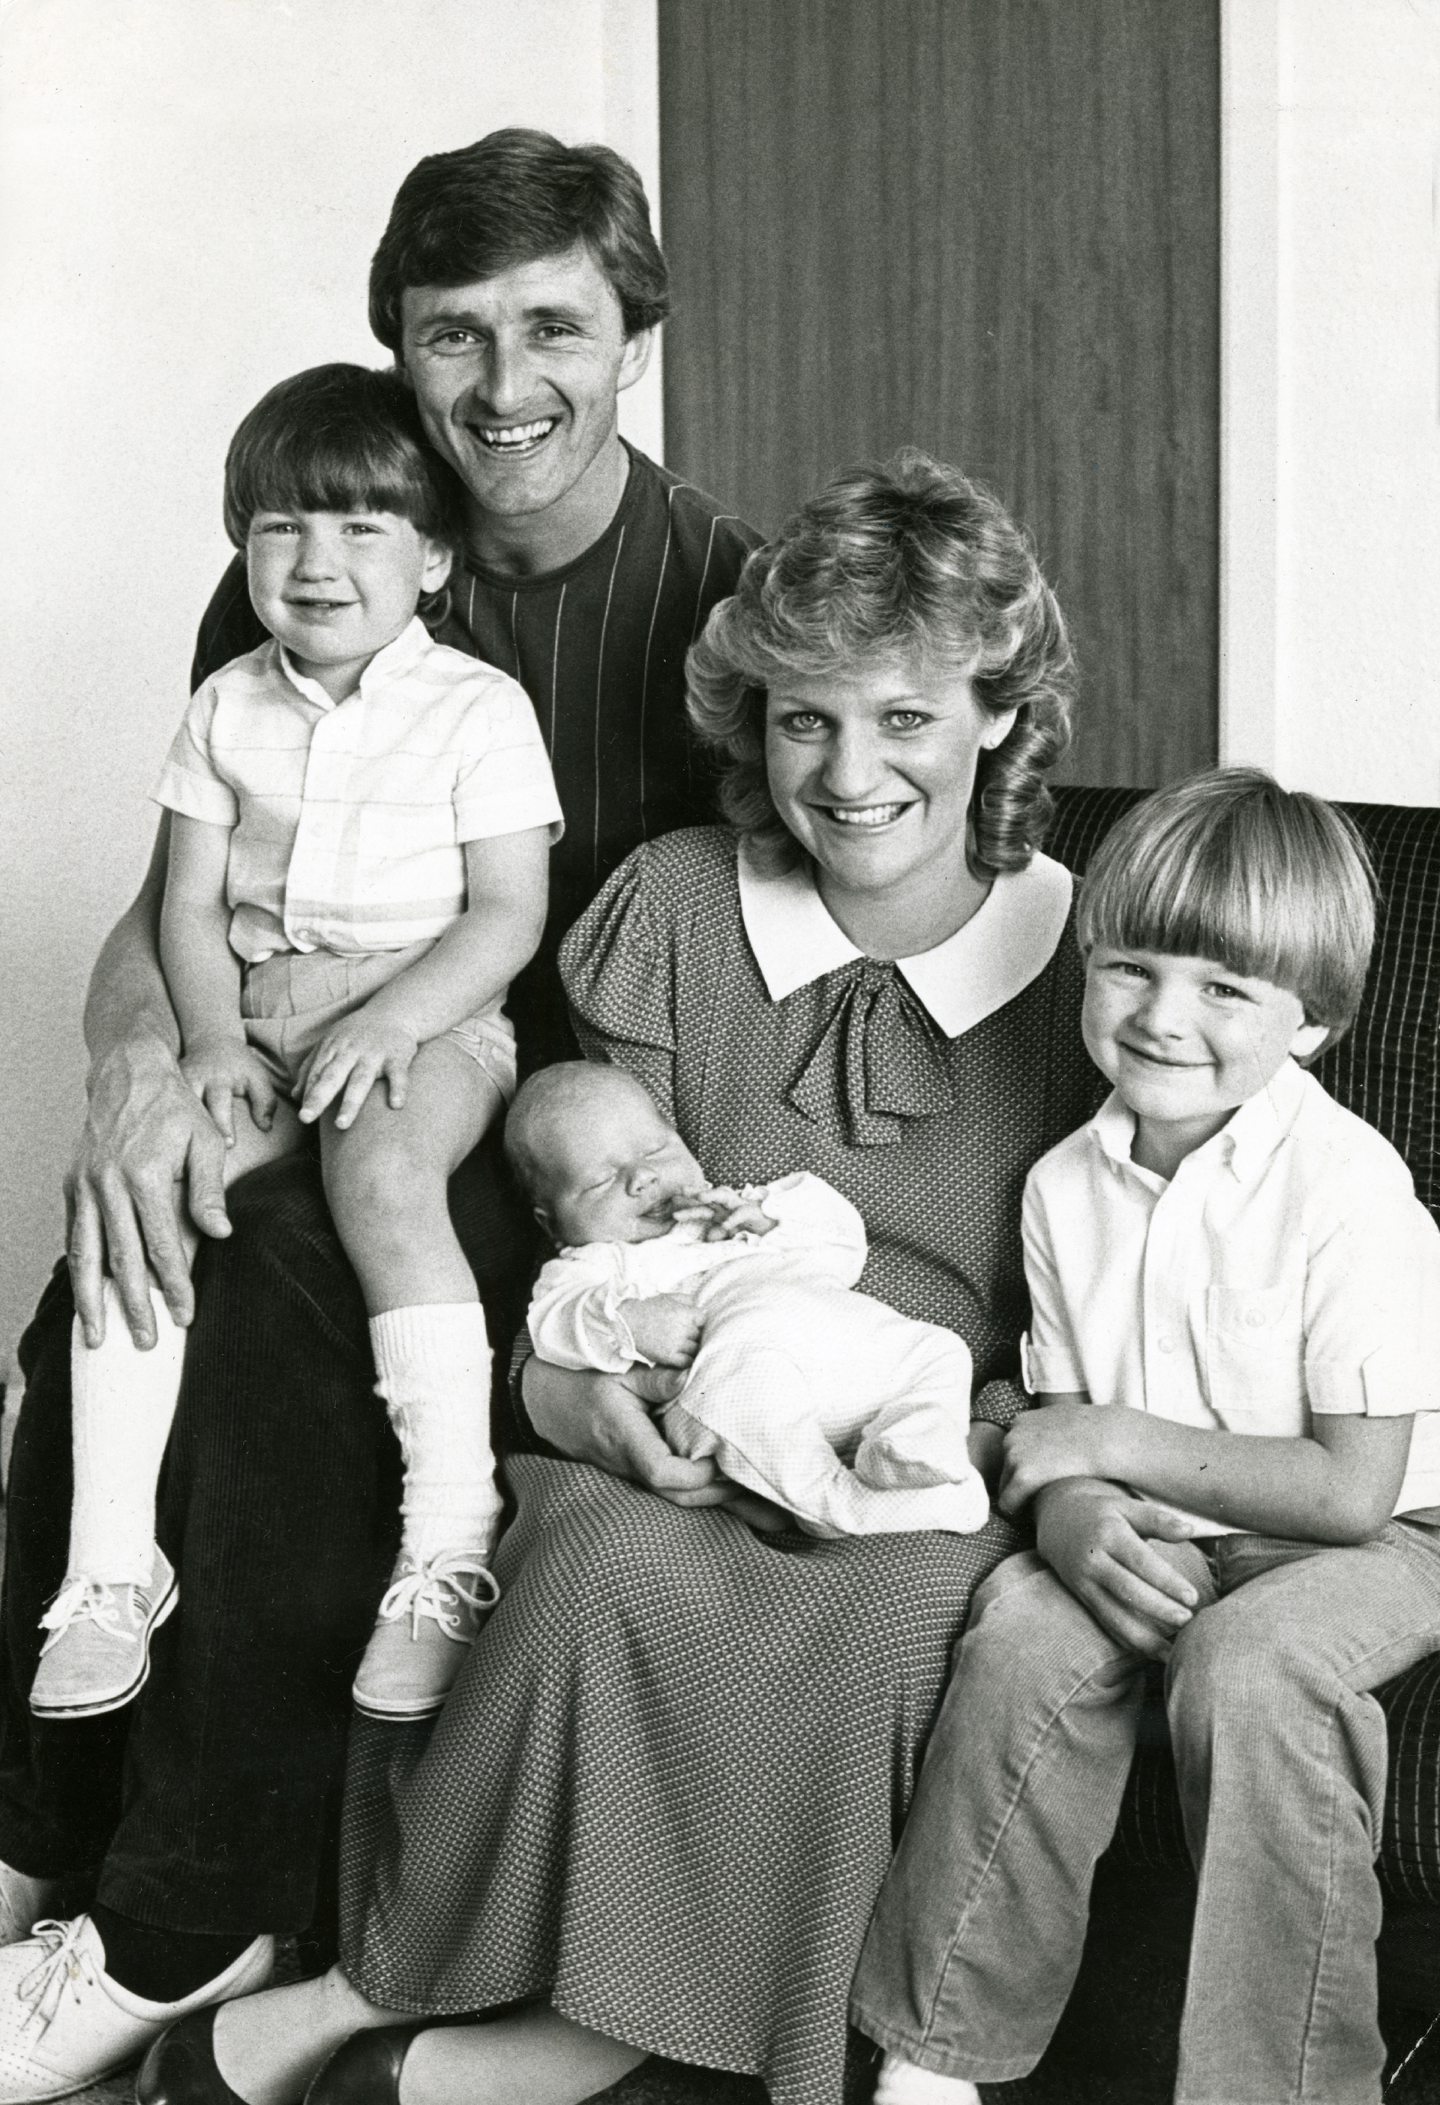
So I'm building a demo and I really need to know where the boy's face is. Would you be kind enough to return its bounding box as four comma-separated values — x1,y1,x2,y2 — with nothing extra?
398,245,652,537
1082,946,1329,1163
247,509,452,701
535,1081,706,1248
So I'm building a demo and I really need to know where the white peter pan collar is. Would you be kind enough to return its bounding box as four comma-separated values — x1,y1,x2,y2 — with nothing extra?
736,835,1074,1039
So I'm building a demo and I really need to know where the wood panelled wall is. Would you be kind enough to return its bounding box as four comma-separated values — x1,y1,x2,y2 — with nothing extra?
658,0,1219,787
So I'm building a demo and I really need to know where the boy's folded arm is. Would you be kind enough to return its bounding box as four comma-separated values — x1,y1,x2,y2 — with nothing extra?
1033,1477,1202,1659
1008,1395,1413,1544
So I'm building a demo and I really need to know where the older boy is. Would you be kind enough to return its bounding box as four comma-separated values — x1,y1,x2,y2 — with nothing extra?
852,770,1440,2105
0,130,758,2097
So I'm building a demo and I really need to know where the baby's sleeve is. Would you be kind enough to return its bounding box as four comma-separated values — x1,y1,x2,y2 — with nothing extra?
750,1173,868,1288
527,1248,642,1375
1020,1166,1088,1397
152,683,239,828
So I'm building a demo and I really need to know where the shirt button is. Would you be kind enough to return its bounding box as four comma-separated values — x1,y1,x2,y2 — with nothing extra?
1245,1309,1267,1329
1157,1336,1176,1354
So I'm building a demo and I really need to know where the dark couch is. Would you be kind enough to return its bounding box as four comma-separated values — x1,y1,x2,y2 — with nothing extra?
1045,785,1440,2012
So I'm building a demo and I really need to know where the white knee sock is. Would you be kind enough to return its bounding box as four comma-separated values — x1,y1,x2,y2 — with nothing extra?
369,1302,501,1566
68,1283,184,1585
873,2052,982,2105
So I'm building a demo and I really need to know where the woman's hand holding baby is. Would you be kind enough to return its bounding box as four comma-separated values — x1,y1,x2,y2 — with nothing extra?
299,1008,420,1128
627,1294,703,1367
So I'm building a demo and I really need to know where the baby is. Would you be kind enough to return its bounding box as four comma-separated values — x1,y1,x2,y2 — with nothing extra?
505,1063,991,1536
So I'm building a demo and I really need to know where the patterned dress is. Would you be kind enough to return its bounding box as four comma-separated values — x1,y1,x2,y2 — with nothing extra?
339,828,1100,2105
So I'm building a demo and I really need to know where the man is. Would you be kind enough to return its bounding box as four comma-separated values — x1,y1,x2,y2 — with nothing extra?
0,128,760,2098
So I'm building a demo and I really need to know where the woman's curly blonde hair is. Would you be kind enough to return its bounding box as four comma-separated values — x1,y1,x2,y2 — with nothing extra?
686,450,1076,877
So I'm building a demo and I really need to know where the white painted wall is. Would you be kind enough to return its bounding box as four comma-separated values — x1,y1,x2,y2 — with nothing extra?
1221,0,1440,801
0,0,660,1372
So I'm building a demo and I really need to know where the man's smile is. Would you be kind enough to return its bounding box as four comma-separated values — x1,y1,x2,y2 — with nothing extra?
470,416,560,454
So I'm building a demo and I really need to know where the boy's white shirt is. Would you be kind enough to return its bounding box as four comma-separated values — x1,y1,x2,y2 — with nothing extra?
528,1171,868,1373
153,616,563,962
1022,1057,1440,1532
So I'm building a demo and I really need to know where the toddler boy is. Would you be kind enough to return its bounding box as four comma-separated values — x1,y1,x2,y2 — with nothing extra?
37,364,562,1727
852,768,1440,2105
506,1062,992,1536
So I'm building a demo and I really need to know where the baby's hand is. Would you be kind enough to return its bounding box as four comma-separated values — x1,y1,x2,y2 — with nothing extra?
671,1186,776,1242
299,1009,419,1129
180,1038,278,1148
626,1293,703,1368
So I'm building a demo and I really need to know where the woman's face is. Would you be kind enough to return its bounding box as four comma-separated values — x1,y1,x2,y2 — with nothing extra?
763,658,1015,917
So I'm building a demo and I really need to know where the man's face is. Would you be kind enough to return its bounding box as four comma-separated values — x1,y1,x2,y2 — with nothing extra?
400,245,651,536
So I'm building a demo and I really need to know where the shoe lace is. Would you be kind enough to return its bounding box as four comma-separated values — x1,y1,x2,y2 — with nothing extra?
375,1553,501,1642
37,1578,129,1653
17,1919,99,2034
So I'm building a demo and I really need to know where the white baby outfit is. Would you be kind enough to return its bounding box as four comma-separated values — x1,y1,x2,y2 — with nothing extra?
528,1171,989,1537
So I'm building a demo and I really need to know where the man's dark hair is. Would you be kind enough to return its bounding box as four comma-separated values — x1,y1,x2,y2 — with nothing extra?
369,127,670,355
222,363,468,550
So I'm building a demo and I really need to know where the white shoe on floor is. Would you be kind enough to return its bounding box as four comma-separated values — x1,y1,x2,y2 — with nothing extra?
30,1552,178,1720
0,1914,273,2102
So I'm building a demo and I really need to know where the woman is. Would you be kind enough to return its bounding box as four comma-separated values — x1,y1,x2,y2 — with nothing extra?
143,452,1098,2105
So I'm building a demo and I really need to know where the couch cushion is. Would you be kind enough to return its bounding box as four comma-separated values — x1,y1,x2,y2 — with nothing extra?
1044,786,1440,1907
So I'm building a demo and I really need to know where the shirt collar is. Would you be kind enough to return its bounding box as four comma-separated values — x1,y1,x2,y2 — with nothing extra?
736,835,1073,1038
1088,1056,1314,1183
276,614,430,712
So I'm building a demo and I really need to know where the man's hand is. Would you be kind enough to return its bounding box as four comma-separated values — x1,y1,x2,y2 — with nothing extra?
999,1400,1120,1514
672,1186,775,1242
299,1010,420,1129
1034,1479,1202,1660
180,1037,278,1148
626,1294,703,1367
522,1356,739,1505
66,1037,232,1349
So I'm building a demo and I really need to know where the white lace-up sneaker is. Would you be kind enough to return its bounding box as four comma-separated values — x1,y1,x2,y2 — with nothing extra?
351,1550,500,1721
0,1914,272,2102
29,1552,178,1720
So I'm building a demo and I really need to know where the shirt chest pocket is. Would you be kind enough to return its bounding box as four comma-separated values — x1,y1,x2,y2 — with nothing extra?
1204,1283,1306,1435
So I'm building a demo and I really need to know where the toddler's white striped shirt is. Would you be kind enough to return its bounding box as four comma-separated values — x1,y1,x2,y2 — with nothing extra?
155,616,563,962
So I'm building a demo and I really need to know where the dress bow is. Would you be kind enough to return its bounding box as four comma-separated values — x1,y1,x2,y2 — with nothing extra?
787,961,953,1146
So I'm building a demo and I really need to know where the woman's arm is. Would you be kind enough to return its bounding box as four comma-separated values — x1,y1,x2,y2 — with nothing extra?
1002,1395,1414,1544
299,826,550,1128
69,814,235,1348
520,1356,729,1497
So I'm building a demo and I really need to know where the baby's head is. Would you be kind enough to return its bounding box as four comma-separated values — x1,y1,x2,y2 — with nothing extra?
1076,768,1375,1148
223,363,468,694
505,1063,706,1247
